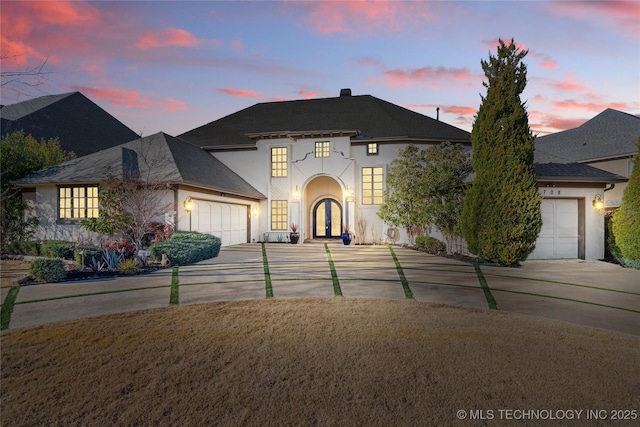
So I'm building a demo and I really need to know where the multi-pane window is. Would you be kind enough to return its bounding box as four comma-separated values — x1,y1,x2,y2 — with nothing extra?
367,143,378,155
59,186,99,219
271,147,288,177
362,167,384,205
271,200,288,230
315,141,330,158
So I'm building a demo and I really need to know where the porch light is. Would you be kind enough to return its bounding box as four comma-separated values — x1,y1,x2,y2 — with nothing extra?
252,206,259,217
344,186,354,201
183,196,193,212
292,185,300,200
592,194,604,211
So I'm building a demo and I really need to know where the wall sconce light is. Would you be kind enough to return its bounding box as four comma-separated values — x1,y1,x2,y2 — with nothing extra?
592,194,604,211
183,196,193,212
292,185,301,200
344,186,354,201
252,206,259,217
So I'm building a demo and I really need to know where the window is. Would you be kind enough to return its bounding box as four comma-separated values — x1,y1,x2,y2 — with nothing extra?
271,200,288,230
59,186,99,219
315,141,330,158
367,143,378,155
271,147,288,177
362,167,384,205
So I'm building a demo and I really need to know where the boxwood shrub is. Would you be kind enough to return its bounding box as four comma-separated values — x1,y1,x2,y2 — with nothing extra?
40,240,75,260
7,240,41,256
415,236,446,254
149,231,221,266
29,258,67,283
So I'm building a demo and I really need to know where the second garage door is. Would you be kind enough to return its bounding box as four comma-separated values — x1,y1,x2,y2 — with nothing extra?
191,201,248,247
529,199,579,259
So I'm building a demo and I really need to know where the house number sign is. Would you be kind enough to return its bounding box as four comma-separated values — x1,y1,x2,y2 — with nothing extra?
539,189,561,196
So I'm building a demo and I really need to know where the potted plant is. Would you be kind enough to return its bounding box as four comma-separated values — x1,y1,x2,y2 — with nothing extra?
290,223,300,244
342,224,352,245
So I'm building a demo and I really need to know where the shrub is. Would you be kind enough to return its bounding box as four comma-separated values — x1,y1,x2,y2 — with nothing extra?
74,248,103,268
7,240,41,256
40,240,75,259
149,231,221,266
415,236,446,254
117,258,139,274
29,258,67,283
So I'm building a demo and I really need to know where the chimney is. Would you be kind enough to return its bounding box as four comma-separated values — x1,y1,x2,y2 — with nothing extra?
436,107,440,121
340,88,352,97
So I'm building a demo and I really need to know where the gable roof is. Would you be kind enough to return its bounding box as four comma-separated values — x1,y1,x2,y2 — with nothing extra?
1,92,139,157
13,132,265,200
535,109,640,162
179,92,471,149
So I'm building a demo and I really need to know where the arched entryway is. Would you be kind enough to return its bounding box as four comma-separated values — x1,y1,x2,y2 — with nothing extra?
313,198,342,238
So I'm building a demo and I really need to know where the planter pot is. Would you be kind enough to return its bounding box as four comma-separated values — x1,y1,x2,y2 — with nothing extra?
290,232,300,244
342,233,351,245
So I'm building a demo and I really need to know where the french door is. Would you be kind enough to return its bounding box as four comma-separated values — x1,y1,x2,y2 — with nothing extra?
313,198,342,238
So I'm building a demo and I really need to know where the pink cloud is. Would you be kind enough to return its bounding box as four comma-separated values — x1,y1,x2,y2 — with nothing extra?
0,0,101,65
301,0,432,35
549,1,639,40
542,74,591,93
217,87,264,100
554,99,632,112
72,86,187,111
297,90,319,99
382,66,474,88
136,28,201,49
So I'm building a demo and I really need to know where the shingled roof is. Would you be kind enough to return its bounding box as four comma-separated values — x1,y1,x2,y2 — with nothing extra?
13,132,265,199
179,92,471,148
535,109,640,162
1,92,139,157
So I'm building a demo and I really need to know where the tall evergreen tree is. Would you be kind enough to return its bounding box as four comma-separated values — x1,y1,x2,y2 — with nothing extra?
611,137,640,264
461,39,541,266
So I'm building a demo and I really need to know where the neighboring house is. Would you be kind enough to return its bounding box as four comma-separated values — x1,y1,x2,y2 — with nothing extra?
11,90,627,259
12,133,264,246
1,92,139,157
536,108,640,211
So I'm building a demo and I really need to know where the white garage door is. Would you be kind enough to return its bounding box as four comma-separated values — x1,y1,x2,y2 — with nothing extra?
530,199,578,259
191,201,248,247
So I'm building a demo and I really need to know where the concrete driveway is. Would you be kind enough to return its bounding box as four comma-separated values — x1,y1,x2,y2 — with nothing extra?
2,243,639,336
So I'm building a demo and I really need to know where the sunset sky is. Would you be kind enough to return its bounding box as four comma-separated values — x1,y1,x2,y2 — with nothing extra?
1,0,639,137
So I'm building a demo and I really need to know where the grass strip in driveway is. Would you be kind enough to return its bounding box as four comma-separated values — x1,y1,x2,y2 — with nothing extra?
324,244,343,296
1,286,20,330
262,243,274,298
169,266,179,305
474,264,497,310
388,246,413,299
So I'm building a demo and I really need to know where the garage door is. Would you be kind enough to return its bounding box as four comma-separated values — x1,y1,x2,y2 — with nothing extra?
529,199,578,259
191,201,248,247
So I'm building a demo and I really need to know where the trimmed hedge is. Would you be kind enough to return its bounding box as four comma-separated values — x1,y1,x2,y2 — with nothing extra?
7,240,41,256
149,231,221,266
29,258,67,283
40,240,75,260
415,236,446,254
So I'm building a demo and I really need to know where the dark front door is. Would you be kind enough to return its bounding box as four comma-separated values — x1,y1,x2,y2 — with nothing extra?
313,198,342,238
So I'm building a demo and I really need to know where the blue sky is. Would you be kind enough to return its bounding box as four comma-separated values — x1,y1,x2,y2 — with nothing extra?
2,1,639,137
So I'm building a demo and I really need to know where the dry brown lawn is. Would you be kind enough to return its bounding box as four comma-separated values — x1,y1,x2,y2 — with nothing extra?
0,259,31,288
2,298,639,426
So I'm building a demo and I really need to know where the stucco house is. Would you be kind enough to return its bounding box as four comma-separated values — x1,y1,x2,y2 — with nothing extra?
10,90,628,260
